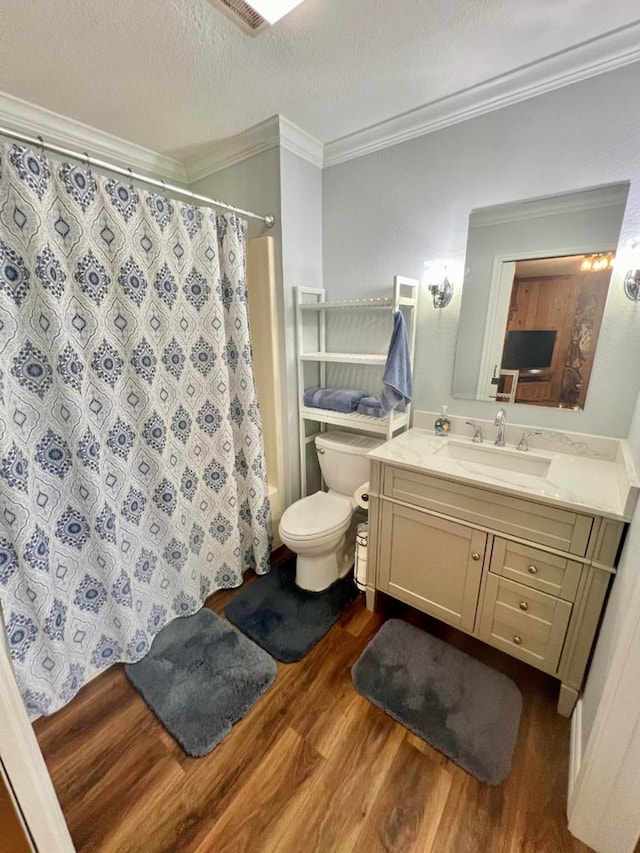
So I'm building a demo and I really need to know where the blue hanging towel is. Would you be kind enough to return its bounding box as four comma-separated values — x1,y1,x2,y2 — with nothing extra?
381,311,413,412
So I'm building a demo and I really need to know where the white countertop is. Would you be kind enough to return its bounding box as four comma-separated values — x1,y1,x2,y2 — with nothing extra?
368,428,639,521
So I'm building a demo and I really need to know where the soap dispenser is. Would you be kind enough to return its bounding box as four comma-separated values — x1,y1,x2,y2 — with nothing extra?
435,405,451,436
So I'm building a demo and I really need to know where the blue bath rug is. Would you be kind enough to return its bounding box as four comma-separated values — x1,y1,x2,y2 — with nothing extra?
352,619,522,785
125,608,277,757
225,558,359,662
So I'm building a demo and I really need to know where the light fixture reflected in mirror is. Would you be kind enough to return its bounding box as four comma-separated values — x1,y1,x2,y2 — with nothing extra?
624,269,640,301
581,252,615,272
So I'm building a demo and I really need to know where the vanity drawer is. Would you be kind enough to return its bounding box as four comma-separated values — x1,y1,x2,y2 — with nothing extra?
478,574,572,675
489,539,582,601
382,466,593,556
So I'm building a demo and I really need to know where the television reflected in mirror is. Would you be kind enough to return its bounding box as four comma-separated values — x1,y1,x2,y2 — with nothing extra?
452,182,630,410
502,330,557,370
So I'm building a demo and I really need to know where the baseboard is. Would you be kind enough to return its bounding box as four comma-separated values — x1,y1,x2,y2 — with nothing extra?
568,697,583,804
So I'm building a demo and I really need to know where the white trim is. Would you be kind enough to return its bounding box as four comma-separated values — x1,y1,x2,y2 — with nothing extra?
0,91,186,183
184,116,281,183
568,697,583,803
568,601,640,851
184,115,323,182
278,116,323,169
567,526,640,852
0,608,75,852
477,259,515,400
323,22,640,167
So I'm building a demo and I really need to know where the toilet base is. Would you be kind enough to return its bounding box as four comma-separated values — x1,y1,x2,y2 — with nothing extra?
295,535,355,592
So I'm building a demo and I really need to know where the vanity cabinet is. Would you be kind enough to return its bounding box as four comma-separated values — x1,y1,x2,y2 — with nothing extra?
366,459,624,716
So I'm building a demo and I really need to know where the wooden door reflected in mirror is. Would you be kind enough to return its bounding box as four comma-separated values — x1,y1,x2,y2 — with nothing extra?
499,256,611,409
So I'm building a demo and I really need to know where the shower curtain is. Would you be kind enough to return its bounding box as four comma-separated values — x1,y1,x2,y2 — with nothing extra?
0,142,271,716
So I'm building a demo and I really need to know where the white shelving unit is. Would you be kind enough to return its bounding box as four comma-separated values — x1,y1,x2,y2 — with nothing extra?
295,276,419,496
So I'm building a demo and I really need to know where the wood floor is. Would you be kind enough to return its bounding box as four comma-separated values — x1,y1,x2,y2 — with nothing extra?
34,568,592,853
0,769,31,853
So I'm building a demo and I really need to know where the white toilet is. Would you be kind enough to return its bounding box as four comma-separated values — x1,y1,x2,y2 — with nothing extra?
279,431,383,592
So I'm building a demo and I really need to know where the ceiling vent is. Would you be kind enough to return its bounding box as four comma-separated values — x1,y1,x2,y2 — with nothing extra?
208,0,269,35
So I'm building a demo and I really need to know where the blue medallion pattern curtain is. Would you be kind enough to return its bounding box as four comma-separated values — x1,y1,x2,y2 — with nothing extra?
0,142,271,716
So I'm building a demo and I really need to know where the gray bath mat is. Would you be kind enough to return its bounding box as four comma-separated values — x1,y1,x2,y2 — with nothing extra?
225,558,358,662
352,619,522,784
125,608,277,757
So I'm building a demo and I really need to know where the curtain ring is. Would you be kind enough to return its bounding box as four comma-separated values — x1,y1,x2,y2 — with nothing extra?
127,166,133,187
36,135,46,158
82,151,92,177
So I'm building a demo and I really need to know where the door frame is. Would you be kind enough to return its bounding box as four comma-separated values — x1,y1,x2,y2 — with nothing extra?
0,607,75,851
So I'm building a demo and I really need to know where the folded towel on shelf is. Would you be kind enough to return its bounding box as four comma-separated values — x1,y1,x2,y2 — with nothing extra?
357,395,384,417
303,387,367,413
381,311,413,413
357,394,405,418
359,395,383,408
357,401,386,418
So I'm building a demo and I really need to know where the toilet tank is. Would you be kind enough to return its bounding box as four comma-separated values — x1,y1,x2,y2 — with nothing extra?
315,431,383,496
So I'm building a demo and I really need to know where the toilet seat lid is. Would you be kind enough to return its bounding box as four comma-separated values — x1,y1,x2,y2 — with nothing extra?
280,491,352,539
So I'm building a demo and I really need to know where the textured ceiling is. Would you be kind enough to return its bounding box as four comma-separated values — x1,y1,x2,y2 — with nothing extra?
1,0,639,156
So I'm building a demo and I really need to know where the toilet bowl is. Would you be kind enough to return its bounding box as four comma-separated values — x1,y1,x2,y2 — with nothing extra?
279,431,383,592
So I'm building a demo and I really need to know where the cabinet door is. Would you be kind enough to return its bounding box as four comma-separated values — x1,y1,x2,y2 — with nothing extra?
378,503,486,632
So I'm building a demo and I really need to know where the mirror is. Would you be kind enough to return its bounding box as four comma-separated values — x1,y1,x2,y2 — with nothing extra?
452,182,630,409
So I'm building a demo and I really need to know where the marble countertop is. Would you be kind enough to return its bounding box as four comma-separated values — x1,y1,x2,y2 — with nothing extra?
368,428,639,521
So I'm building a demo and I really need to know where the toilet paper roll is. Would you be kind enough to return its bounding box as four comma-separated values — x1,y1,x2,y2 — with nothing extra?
354,481,370,510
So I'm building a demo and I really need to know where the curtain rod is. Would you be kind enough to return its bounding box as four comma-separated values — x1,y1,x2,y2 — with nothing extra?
0,126,276,229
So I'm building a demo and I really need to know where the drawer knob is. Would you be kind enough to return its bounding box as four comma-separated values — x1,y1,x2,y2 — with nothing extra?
471,552,481,561
513,635,522,645
519,601,529,611
527,564,538,574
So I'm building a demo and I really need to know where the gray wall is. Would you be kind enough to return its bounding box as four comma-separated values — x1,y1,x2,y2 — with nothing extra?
191,145,323,505
190,146,282,244
323,61,640,438
279,147,323,503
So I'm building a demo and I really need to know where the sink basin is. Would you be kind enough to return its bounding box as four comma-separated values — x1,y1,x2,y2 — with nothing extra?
434,440,552,478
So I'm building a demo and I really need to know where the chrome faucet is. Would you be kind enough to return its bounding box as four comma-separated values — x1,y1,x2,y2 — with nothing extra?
494,409,507,447
465,421,483,443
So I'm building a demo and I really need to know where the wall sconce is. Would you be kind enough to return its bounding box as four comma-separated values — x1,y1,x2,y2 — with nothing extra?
424,260,454,308
427,276,454,308
624,269,640,301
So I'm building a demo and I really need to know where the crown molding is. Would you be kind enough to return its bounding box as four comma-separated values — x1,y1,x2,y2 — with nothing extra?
324,22,640,168
184,115,323,182
0,92,324,189
184,116,281,183
278,116,323,169
0,91,187,182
